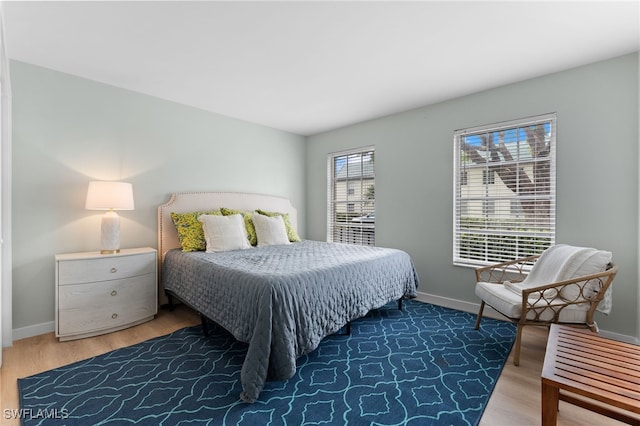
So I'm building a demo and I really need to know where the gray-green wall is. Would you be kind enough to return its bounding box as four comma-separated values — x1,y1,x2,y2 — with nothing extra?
11,53,640,341
307,53,639,339
11,61,306,334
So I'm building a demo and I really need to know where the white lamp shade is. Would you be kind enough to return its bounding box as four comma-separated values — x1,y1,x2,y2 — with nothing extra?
85,181,135,211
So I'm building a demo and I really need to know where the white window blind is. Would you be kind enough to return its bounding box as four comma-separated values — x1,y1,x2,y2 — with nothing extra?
327,147,375,246
453,113,556,267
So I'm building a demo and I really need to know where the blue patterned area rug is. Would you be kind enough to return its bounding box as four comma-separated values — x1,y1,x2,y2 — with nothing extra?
18,300,515,425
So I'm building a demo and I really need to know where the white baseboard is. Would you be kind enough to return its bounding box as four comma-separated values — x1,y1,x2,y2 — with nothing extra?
11,321,54,343
9,295,640,346
598,328,640,345
414,291,640,345
415,290,504,320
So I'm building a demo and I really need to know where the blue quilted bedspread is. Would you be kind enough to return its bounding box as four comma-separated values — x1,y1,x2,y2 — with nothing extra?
162,240,419,402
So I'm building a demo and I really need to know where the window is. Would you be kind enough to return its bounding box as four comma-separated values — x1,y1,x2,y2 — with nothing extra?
453,113,556,266
460,170,468,186
328,147,375,246
482,200,495,216
483,169,495,185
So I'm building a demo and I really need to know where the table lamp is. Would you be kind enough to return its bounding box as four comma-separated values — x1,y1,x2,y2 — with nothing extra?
85,181,135,254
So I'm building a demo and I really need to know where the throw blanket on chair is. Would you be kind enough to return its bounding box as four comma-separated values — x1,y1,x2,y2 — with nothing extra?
504,244,613,314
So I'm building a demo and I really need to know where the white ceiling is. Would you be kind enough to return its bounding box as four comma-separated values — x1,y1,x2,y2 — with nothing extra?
3,1,639,136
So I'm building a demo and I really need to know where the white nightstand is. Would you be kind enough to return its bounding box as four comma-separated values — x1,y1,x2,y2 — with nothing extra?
55,247,158,341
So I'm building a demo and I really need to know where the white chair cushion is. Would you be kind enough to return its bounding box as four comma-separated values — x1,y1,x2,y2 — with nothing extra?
556,247,612,302
509,244,612,304
504,280,559,299
475,281,589,323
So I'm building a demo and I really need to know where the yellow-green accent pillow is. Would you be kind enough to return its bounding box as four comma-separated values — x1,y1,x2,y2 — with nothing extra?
171,210,222,252
220,208,257,246
255,209,301,242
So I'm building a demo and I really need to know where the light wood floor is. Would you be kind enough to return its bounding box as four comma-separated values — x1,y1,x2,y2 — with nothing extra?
0,306,628,426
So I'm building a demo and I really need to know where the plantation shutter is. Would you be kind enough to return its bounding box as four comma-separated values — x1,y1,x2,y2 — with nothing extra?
453,113,556,267
327,147,375,246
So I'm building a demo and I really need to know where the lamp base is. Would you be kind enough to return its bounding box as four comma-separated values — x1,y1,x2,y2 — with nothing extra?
100,249,121,255
100,210,121,254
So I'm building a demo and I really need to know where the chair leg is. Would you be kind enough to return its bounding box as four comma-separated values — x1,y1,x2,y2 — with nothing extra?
474,301,485,330
513,324,524,366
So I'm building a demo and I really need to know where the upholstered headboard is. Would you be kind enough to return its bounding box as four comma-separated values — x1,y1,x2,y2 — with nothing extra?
158,191,298,260
157,191,298,305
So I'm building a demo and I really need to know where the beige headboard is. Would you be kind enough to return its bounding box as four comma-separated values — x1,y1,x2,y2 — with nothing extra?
158,191,298,261
157,192,298,305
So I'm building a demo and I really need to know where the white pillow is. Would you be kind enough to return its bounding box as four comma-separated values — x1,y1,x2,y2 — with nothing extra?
198,214,251,252
252,212,291,247
558,247,612,302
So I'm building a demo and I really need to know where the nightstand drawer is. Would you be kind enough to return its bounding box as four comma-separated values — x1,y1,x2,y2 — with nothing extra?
57,275,156,335
58,301,156,336
58,274,155,308
58,251,156,285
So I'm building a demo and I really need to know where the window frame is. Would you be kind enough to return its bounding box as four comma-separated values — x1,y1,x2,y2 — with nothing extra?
453,113,556,267
327,146,375,246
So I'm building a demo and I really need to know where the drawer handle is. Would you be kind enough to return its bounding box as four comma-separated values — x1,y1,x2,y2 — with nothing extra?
110,267,117,273
111,290,117,296
112,313,118,319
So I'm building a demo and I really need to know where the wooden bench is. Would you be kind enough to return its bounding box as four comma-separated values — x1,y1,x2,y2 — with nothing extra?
541,324,640,425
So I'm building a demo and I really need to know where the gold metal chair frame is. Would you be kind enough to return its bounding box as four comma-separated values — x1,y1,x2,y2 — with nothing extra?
474,255,618,366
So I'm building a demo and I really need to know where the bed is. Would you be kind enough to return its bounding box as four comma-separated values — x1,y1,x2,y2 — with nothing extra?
158,192,419,403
